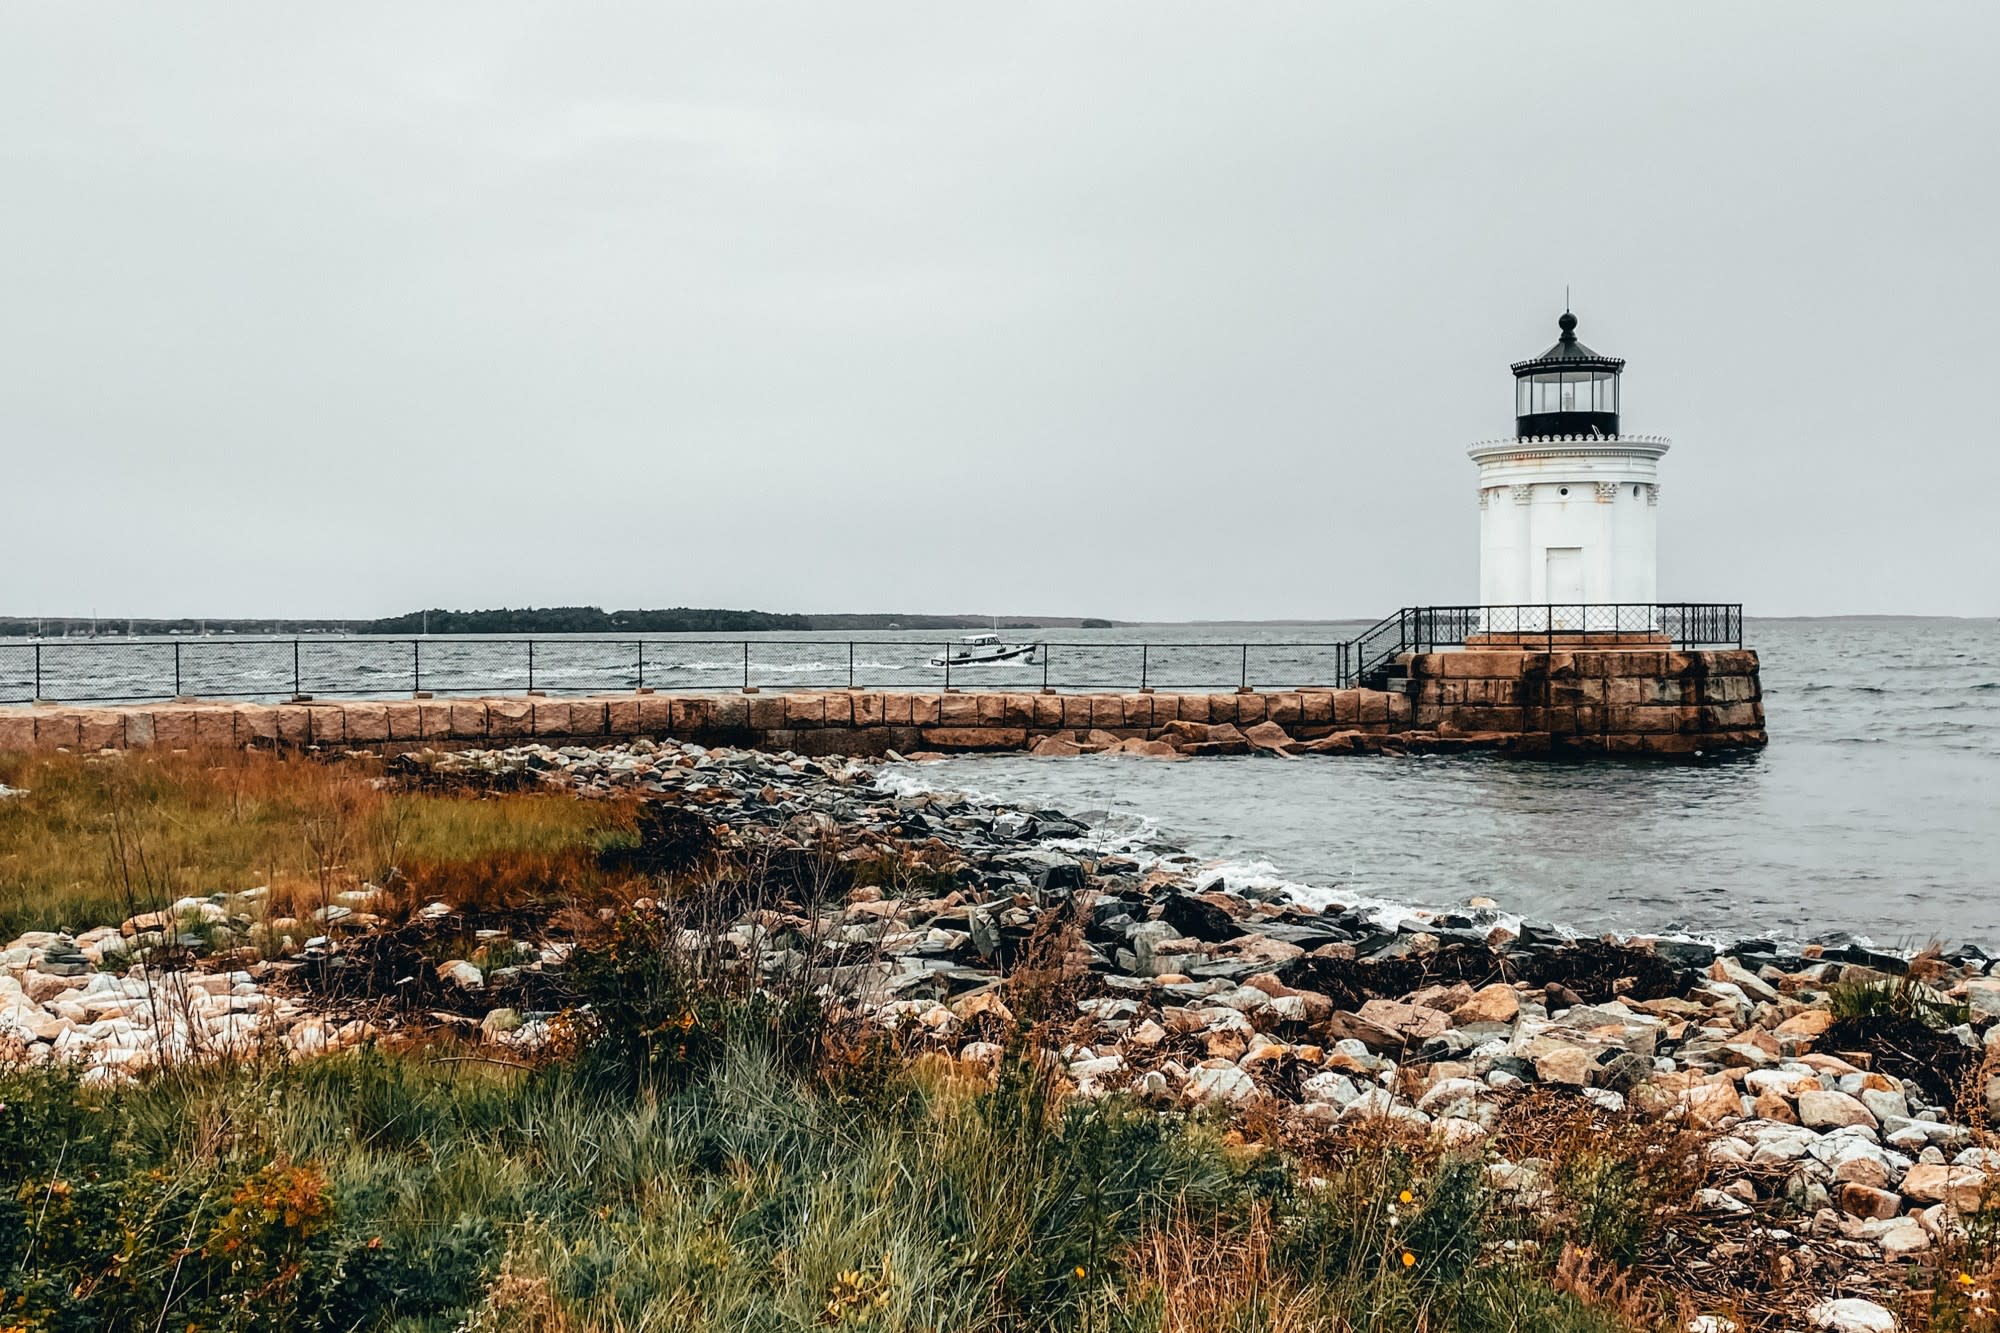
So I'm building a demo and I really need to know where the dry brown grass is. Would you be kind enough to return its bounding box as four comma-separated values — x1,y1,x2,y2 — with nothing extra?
1121,1203,1320,1333
0,747,634,939
1548,1245,1652,1323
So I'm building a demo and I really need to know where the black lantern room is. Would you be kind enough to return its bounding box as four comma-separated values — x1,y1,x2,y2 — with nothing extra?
1512,311,1623,438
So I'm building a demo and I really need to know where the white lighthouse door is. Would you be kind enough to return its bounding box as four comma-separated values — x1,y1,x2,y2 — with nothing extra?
1545,547,1584,629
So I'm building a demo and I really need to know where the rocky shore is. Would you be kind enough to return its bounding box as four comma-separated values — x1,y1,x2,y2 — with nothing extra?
0,739,1983,1325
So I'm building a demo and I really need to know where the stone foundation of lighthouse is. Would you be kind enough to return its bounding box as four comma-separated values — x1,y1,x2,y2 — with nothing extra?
1470,435,1668,607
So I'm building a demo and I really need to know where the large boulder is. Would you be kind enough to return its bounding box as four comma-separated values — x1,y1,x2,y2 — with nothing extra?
1835,1183,1902,1220
1799,1090,1879,1131
1160,893,1242,943
1355,998,1453,1043
1452,984,1520,1026
1899,1163,1987,1211
1241,720,1299,756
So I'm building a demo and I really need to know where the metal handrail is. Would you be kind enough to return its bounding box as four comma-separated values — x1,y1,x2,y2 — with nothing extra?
0,605,1745,705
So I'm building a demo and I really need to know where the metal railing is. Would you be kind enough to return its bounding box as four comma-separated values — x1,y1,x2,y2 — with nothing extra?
1351,603,1743,685
0,604,1744,705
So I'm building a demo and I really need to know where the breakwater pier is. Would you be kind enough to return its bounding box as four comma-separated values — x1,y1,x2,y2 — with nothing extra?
0,643,1765,759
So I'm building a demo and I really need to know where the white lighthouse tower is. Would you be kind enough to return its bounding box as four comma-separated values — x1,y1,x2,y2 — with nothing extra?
1468,311,1667,632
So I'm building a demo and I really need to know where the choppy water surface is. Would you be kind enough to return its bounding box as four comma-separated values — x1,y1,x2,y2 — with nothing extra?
890,619,2000,949
6,618,1994,946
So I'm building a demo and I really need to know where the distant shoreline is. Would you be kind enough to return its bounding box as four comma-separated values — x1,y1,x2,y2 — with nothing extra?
1,609,1988,638
0,606,1126,638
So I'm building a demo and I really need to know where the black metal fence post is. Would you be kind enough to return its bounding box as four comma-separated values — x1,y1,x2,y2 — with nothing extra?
292,640,301,698
742,642,750,692
1239,644,1249,692
174,642,181,697
1140,644,1149,692
848,641,855,690
413,640,422,695
943,644,952,692
33,643,40,700
527,640,535,693
1042,644,1050,692
636,641,645,690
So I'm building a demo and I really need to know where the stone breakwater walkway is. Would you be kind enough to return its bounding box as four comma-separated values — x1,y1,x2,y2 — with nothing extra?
0,737,1972,1314
0,646,1766,758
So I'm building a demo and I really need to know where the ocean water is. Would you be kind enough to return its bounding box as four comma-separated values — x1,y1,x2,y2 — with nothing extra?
887,619,2000,950
0,626,1380,703
6,619,1995,947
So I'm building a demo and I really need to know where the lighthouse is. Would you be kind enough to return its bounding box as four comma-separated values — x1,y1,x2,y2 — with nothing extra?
1468,311,1667,632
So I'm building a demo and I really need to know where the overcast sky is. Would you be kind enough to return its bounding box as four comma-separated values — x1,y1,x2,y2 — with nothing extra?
3,4,1995,620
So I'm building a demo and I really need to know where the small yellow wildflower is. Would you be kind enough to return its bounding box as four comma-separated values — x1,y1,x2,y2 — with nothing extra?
1961,1272,1975,1285
1398,1190,1413,1204
1074,1266,1087,1280
1401,1252,1416,1268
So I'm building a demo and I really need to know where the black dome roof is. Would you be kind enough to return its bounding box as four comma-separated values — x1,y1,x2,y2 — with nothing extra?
1511,312,1625,377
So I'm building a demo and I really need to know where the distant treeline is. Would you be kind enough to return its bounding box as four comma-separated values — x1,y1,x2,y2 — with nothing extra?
361,607,813,634
0,608,1121,636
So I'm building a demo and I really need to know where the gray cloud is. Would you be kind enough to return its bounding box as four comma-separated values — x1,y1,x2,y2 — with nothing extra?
3,3,1994,619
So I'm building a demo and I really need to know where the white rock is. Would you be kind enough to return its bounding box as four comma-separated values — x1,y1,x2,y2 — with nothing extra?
1705,1138,1752,1165
1743,1122,1822,1163
1694,1188,1752,1215
1744,1066,1821,1098
1581,1088,1626,1113
1416,1077,1487,1113
1301,1071,1361,1107
1186,1063,1260,1106
1432,1116,1487,1147
1807,1297,1898,1331
1340,1086,1429,1125
1875,1216,1931,1258
1069,1054,1125,1090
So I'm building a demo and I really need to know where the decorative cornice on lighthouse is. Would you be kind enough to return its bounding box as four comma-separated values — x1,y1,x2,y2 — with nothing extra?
1467,435,1672,465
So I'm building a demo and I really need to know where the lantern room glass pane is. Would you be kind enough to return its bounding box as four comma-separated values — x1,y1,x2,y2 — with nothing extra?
1519,370,1620,421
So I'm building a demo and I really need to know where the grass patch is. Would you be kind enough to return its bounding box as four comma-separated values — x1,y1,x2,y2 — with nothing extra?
0,1040,1651,1333
0,749,633,940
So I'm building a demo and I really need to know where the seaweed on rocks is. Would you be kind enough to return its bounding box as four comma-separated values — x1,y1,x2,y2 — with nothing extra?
387,750,545,793
1279,938,1695,1009
1512,938,1694,1003
1820,1013,1979,1106
286,911,572,1019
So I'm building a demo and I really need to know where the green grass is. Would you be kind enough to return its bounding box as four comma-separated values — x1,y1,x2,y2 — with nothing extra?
0,1039,1655,1333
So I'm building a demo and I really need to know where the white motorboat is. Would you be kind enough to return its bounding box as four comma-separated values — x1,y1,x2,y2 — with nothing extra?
928,633,1038,668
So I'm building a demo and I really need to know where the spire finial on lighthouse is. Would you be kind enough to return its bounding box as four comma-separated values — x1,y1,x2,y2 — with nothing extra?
1558,310,1578,342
